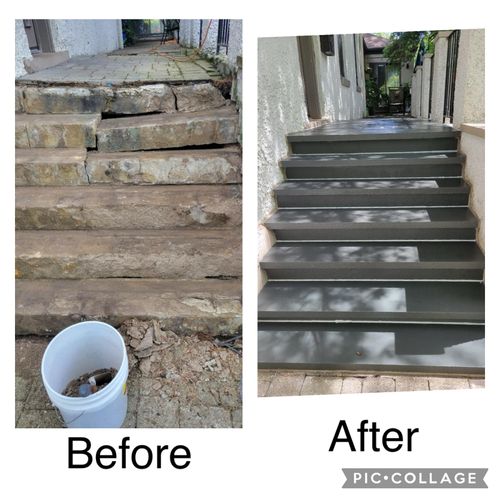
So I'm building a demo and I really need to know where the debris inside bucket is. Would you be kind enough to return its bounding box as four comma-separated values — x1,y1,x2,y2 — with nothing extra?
63,367,118,397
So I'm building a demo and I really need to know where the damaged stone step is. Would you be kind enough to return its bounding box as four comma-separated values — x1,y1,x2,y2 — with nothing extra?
86,146,241,185
15,113,101,148
16,83,227,115
16,185,242,230
16,278,241,336
16,148,88,186
15,146,241,186
258,322,485,375
97,107,239,152
16,229,242,279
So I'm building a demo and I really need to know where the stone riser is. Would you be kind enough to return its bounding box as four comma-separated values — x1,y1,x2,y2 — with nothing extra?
15,147,242,186
16,229,242,280
16,279,242,336
16,83,226,115
16,185,242,230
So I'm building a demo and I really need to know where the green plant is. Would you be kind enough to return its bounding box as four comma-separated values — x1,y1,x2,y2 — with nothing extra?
365,76,381,111
383,31,437,66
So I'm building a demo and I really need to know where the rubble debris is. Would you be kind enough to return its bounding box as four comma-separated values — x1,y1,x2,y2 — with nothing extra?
63,367,117,397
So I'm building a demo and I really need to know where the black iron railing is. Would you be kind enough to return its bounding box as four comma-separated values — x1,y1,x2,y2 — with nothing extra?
217,20,230,54
443,30,460,122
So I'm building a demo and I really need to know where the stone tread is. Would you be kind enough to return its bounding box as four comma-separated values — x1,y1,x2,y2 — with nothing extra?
16,148,87,164
16,278,242,335
258,281,485,323
258,323,485,374
16,229,242,279
16,184,242,229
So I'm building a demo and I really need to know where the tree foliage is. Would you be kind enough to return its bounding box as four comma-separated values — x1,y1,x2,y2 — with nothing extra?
383,31,437,66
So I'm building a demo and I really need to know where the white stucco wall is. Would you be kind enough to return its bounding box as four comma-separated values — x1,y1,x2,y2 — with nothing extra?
430,32,449,123
15,20,33,78
49,19,122,58
258,37,309,222
453,29,485,128
179,19,201,47
411,66,422,118
420,54,432,119
460,126,485,251
227,20,242,67
314,34,365,121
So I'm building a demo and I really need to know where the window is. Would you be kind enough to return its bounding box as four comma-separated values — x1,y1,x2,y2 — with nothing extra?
319,35,335,56
337,35,350,87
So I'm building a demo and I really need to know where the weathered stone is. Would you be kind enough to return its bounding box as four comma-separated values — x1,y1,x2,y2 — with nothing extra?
23,86,112,114
85,146,241,185
16,148,88,186
16,113,101,148
16,185,242,229
362,376,396,393
109,84,176,114
341,377,363,394
172,83,226,112
16,278,242,336
15,228,242,280
97,107,239,152
179,405,232,428
266,373,305,397
15,86,25,113
300,375,343,395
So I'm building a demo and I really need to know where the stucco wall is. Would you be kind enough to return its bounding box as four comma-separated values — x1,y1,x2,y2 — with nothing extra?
15,20,33,78
430,32,449,123
258,37,309,222
49,19,122,58
314,34,365,121
453,29,485,128
227,20,242,67
460,126,485,251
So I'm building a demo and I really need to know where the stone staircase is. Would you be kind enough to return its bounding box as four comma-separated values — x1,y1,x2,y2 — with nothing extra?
15,81,241,337
258,118,485,375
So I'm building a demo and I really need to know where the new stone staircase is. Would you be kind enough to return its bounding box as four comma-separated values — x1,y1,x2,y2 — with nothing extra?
15,81,241,337
258,118,485,375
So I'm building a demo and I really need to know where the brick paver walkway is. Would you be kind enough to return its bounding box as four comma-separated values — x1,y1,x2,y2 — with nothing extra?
258,370,484,397
18,47,221,86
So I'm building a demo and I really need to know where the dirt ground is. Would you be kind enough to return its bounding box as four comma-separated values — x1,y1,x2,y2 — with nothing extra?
15,319,242,428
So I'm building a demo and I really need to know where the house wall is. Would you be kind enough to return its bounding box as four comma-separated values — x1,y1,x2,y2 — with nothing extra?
430,32,450,123
460,125,485,251
49,19,122,58
314,34,365,121
15,20,33,78
258,34,366,289
227,20,242,68
453,29,485,128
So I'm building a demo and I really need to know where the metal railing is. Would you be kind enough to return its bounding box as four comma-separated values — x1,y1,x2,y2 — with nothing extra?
443,30,460,122
217,20,230,54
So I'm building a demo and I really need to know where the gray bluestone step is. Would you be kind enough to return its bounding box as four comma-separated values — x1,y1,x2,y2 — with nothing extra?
261,242,484,280
266,207,477,241
287,121,459,154
86,146,241,185
282,152,464,179
16,278,241,336
16,185,242,230
15,113,101,148
275,179,469,207
16,229,241,280
97,107,239,152
17,82,225,115
16,148,88,186
258,281,485,323
258,323,484,374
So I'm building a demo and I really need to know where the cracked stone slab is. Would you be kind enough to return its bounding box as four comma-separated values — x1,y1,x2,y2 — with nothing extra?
172,83,226,112
16,148,88,186
85,146,241,185
15,278,242,335
15,113,101,148
97,106,239,152
16,184,242,229
16,228,242,279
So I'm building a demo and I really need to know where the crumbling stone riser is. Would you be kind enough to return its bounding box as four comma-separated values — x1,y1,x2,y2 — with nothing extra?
97,109,239,152
15,314,242,337
15,147,242,186
15,114,100,148
16,83,227,115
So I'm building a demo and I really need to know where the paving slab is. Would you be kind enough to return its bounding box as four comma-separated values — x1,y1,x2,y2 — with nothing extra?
300,375,343,395
266,373,305,397
428,377,471,391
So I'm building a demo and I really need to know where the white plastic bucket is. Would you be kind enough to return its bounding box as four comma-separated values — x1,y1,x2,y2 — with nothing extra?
41,321,128,428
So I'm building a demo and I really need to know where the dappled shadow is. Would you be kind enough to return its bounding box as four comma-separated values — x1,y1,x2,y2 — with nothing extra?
258,323,485,371
280,180,439,190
